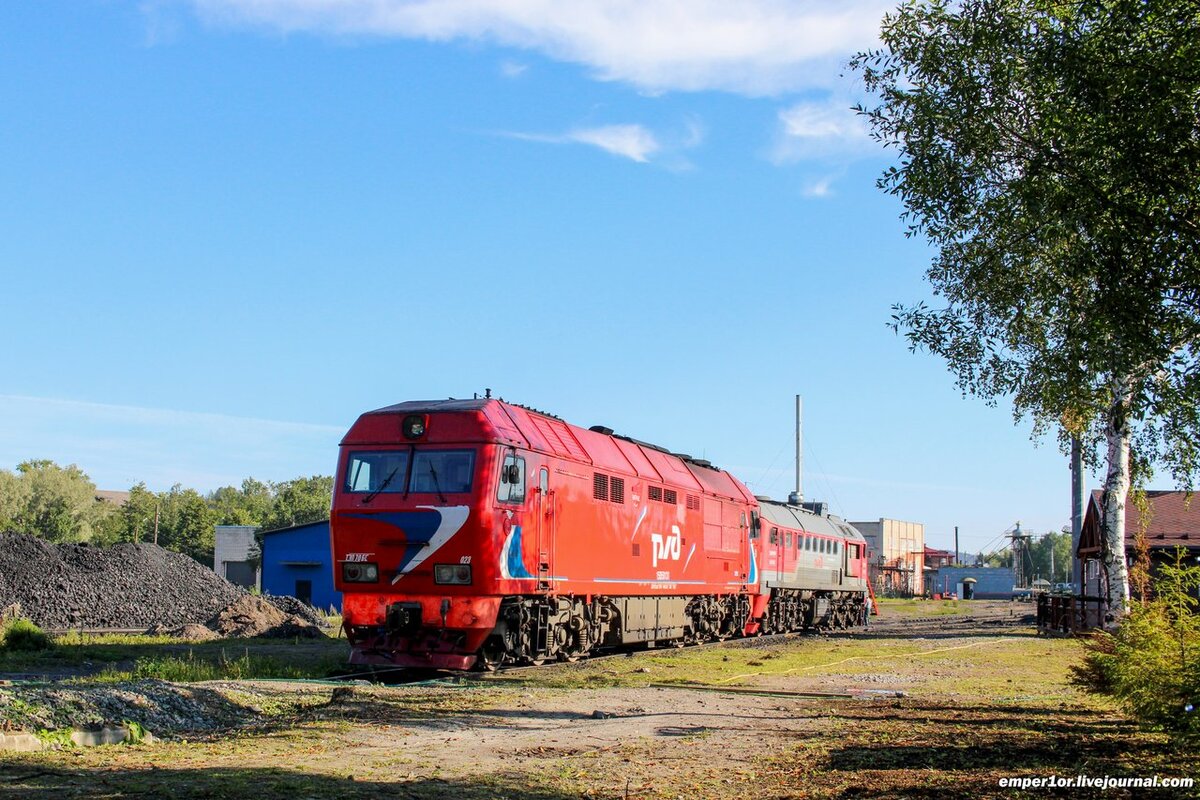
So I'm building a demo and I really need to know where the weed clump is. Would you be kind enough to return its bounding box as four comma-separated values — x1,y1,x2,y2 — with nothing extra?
1,616,53,651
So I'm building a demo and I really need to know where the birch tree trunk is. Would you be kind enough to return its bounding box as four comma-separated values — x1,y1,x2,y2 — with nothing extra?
1102,380,1133,621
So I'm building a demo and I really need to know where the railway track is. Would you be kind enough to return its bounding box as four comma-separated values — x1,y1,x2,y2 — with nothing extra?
354,608,1037,684
864,608,1036,635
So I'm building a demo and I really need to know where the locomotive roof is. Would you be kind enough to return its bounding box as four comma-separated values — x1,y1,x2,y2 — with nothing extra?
351,398,756,504
757,500,866,542
365,398,491,415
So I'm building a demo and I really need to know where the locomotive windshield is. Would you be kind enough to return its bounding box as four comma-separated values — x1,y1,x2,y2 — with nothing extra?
343,449,475,494
345,451,410,494
411,450,475,494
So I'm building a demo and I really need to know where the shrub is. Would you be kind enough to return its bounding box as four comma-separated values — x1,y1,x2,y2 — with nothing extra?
1074,548,1200,736
1,616,53,651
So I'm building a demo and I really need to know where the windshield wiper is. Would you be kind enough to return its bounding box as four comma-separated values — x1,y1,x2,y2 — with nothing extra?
361,466,399,505
426,462,447,504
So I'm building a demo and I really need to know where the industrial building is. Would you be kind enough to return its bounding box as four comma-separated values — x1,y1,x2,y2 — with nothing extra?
214,525,259,589
851,518,925,597
260,520,341,611
928,566,1016,599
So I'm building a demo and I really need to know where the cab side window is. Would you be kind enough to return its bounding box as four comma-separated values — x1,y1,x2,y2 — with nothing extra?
497,454,526,503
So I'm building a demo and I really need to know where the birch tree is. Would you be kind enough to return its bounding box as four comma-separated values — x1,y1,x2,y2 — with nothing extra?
852,0,1200,616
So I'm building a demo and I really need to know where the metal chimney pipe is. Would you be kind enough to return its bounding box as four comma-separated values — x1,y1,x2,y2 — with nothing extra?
795,395,803,504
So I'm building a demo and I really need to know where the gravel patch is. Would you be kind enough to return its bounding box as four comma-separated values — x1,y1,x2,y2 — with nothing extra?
0,680,260,736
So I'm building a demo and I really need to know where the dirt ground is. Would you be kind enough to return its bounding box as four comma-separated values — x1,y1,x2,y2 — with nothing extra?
2,601,1197,799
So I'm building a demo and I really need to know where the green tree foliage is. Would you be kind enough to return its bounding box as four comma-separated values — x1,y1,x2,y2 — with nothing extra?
1028,531,1073,584
116,483,161,545
208,478,273,526
262,475,333,532
1074,549,1200,736
852,0,1200,615
0,470,30,532
982,549,1011,570
0,460,109,542
5,459,331,567
156,485,216,567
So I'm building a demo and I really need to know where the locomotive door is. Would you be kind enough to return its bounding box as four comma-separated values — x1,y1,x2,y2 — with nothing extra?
770,526,784,584
535,467,552,591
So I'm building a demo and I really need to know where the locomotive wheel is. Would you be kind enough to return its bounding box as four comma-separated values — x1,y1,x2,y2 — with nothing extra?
477,635,509,671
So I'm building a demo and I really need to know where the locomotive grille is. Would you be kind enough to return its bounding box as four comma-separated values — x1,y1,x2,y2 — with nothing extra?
686,494,700,510
664,489,677,505
593,473,609,501
610,477,625,504
648,486,662,502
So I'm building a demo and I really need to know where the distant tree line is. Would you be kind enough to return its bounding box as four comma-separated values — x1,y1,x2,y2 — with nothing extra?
0,460,333,567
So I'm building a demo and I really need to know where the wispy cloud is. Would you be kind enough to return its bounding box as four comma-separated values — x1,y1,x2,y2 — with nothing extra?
499,59,528,78
569,125,660,162
502,124,660,163
0,395,343,492
187,0,892,95
801,175,835,198
769,98,872,165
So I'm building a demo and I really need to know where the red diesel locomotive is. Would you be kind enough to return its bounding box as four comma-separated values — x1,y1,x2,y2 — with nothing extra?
332,398,869,669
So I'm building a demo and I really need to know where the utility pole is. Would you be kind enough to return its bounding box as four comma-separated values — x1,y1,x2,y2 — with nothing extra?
1070,437,1084,591
954,526,959,566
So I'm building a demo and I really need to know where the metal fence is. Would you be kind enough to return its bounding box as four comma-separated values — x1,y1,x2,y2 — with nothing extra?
1036,593,1108,634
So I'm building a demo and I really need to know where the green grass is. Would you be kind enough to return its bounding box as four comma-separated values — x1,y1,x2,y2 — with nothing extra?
478,633,1071,696
92,649,350,683
0,631,351,682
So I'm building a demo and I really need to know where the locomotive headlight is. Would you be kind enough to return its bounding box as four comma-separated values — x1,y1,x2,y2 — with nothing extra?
434,563,473,585
402,414,428,440
342,562,380,583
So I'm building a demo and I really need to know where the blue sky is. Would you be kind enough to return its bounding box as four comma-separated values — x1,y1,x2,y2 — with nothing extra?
1,1,1089,554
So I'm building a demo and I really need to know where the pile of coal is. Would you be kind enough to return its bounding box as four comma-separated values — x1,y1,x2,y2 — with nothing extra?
0,533,331,638
0,532,245,630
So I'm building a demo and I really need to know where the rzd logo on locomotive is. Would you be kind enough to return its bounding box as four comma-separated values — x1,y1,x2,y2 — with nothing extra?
651,525,682,567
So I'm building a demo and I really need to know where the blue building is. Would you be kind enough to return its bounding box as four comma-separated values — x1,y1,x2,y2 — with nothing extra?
928,566,1016,599
260,520,341,611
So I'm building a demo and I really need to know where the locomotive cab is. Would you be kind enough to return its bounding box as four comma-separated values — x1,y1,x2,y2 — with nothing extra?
332,400,527,669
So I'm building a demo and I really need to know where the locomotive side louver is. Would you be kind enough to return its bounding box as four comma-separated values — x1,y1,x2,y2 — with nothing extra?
610,477,625,504
593,473,609,501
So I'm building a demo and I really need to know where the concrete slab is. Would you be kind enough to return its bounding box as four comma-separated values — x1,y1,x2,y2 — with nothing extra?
0,732,45,752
